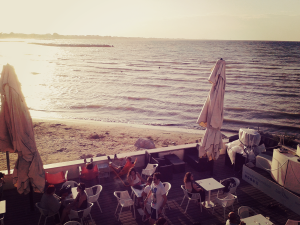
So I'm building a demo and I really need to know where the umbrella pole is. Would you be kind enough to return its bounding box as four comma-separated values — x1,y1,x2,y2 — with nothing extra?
29,182,34,211
6,151,10,174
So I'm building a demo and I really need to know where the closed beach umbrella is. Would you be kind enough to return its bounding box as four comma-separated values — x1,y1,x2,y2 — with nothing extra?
0,64,45,195
197,59,226,160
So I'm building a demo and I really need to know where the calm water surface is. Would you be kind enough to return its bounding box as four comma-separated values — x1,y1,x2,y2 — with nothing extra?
0,38,299,137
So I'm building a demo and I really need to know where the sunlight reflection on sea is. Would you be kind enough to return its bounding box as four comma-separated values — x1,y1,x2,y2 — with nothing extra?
0,38,299,136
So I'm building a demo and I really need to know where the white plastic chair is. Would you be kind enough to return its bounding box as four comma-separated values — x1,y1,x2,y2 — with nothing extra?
69,202,93,225
238,206,257,219
162,182,171,213
141,163,158,179
36,202,60,225
219,177,240,202
213,193,237,221
180,185,202,213
63,221,81,225
114,191,135,221
85,185,103,213
62,181,79,188
163,182,171,196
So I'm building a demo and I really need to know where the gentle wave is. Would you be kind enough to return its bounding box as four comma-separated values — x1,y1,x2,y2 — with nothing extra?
223,118,300,130
127,97,153,101
225,108,300,118
3,39,300,137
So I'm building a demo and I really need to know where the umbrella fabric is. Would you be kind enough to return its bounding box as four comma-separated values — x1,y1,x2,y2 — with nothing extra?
0,64,45,194
196,59,226,160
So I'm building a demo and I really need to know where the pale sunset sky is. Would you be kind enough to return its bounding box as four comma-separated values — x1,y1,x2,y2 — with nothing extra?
1,0,300,41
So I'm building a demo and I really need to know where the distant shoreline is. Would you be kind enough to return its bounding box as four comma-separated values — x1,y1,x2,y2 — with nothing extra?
2,33,299,42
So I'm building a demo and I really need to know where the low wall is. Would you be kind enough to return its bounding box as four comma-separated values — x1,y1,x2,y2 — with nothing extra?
1,143,197,191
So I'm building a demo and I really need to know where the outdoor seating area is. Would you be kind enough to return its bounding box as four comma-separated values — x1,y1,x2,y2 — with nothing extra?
1,151,300,225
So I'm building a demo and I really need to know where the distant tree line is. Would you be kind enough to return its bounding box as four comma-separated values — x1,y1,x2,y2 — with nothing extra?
0,32,117,39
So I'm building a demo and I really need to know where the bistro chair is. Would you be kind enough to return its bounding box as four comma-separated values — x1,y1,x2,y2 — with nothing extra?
141,163,158,179
213,193,237,221
162,182,171,214
45,170,68,185
114,191,135,221
62,181,79,188
85,185,103,213
180,185,202,213
79,164,99,182
111,158,138,187
69,202,94,225
219,177,240,202
36,202,60,225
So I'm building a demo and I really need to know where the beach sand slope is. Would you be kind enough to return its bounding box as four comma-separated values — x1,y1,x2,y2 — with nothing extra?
0,118,205,170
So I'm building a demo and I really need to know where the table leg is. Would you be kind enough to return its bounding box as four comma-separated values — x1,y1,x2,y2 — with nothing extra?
204,190,215,208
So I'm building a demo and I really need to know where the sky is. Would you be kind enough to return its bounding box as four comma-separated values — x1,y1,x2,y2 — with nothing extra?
1,0,300,41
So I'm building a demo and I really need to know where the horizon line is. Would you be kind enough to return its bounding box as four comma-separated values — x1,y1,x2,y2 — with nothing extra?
0,32,299,43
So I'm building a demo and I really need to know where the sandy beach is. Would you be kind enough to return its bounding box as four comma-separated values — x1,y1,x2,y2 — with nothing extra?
0,118,209,171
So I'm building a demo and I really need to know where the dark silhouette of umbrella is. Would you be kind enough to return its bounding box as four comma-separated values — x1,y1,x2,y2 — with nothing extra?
0,64,45,197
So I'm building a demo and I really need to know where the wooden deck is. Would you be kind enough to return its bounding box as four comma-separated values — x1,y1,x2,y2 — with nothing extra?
2,154,300,225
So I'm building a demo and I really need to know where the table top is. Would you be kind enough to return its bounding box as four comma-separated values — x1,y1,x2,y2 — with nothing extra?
0,200,6,214
242,214,273,225
196,178,224,192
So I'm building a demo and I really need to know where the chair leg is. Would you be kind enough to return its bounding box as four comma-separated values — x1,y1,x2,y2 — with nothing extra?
199,199,202,213
185,200,190,213
133,205,136,219
180,196,186,206
115,203,119,215
118,206,123,221
89,213,93,224
142,205,145,221
44,217,47,225
38,215,42,225
97,201,103,213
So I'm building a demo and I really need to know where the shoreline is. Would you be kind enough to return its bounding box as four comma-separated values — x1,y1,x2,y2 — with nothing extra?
32,117,239,136
1,118,237,171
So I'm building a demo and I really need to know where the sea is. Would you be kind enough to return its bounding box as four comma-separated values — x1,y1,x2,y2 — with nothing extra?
0,38,300,137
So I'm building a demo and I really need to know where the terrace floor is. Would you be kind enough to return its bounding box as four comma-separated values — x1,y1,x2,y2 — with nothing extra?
2,154,300,225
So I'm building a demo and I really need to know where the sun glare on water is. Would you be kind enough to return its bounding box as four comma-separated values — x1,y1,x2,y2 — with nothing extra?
0,40,65,118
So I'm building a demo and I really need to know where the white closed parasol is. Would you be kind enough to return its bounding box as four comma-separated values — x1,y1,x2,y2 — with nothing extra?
197,59,226,160
0,64,45,195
